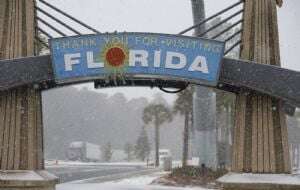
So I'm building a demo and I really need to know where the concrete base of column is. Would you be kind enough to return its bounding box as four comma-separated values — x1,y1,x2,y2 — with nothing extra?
0,170,59,190
217,173,300,190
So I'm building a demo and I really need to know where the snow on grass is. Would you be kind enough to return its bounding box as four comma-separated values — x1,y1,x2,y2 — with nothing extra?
102,172,168,185
57,172,217,190
45,160,148,168
46,160,184,168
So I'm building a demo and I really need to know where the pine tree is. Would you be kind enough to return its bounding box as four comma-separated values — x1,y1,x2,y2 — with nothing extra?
124,142,134,162
102,142,113,162
134,127,151,161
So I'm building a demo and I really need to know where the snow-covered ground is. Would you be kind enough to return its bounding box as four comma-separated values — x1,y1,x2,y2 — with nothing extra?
57,184,215,190
57,172,217,190
218,172,300,186
52,160,300,190
45,160,149,168
45,159,184,169
100,172,169,185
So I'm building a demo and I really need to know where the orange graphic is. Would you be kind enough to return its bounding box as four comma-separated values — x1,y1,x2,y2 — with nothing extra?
105,47,126,67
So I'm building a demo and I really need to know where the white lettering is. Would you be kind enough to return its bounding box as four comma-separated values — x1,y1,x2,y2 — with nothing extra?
129,50,149,67
64,53,81,71
165,51,187,69
86,51,104,68
154,51,161,68
188,56,209,73
62,50,210,75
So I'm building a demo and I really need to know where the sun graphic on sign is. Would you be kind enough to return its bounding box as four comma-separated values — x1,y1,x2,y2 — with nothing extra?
100,42,129,74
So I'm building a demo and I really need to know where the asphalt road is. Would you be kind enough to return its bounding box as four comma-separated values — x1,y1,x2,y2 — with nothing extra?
46,164,146,183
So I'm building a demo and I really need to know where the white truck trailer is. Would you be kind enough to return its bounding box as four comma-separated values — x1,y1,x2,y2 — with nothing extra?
66,141,101,162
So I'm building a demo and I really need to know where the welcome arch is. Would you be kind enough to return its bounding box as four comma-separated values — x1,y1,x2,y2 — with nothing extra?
0,1,300,190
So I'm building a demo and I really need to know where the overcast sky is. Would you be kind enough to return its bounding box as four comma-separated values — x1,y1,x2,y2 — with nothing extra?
42,0,300,101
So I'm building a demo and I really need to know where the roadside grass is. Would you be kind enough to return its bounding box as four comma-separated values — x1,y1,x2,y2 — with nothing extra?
152,166,228,189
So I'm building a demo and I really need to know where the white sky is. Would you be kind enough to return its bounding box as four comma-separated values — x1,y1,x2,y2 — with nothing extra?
43,0,300,101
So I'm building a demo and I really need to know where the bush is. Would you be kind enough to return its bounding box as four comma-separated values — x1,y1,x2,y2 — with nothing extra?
170,166,227,180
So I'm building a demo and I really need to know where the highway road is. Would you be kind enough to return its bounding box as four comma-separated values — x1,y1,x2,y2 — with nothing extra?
46,164,147,183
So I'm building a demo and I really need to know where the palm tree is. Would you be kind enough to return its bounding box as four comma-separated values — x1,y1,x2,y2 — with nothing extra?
173,86,194,167
143,103,172,167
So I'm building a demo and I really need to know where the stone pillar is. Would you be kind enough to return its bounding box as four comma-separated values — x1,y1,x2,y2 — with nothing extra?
0,0,57,189
231,0,291,174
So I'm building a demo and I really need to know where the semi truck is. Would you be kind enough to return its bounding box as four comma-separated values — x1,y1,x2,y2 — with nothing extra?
66,141,101,162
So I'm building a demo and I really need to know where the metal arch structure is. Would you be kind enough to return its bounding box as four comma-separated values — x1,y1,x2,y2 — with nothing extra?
0,0,298,115
0,54,299,111
0,1,299,189
0,0,297,115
